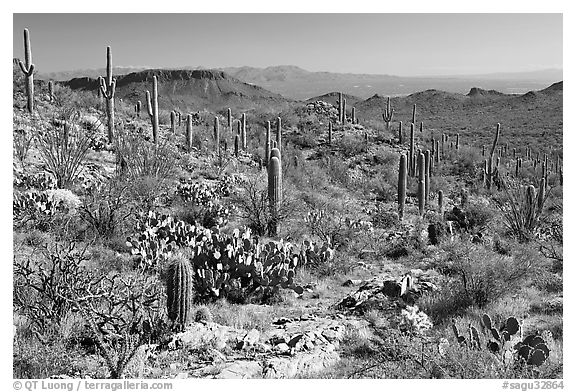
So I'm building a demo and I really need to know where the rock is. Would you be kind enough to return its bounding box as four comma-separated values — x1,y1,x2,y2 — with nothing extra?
288,334,304,348
275,343,290,353
214,360,263,379
242,329,260,347
175,372,189,379
343,279,362,287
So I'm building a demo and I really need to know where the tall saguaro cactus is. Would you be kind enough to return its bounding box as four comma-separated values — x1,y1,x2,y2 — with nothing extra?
382,96,394,130
48,81,54,102
268,150,282,237
424,150,431,206
98,46,116,143
338,92,344,123
170,111,176,133
18,28,35,113
328,122,333,145
412,104,417,125
409,123,415,176
276,117,282,151
185,114,192,151
265,121,271,166
398,154,407,221
438,190,444,215
214,116,220,154
227,108,232,130
241,113,247,149
146,75,160,143
351,107,356,124
166,256,193,329
484,123,501,190
417,153,425,216
398,121,403,144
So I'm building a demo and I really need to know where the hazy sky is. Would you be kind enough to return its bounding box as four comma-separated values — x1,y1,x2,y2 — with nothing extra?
13,13,562,76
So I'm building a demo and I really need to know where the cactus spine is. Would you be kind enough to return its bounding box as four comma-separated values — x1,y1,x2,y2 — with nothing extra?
166,256,193,329
18,28,35,113
268,150,282,237
98,46,116,143
185,114,192,151
146,75,159,143
214,116,220,154
398,154,407,221
417,152,425,216
383,96,394,130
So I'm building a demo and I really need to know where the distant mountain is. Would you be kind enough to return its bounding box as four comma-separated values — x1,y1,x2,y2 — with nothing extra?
219,65,563,100
38,67,149,82
305,91,363,107
63,68,295,113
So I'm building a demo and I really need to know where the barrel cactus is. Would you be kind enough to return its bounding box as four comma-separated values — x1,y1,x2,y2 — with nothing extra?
166,254,194,330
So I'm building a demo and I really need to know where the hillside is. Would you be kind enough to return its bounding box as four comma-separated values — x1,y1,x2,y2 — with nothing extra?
63,68,296,113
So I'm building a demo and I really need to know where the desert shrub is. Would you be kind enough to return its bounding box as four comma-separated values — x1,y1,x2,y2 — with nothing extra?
337,134,368,158
127,176,171,213
304,206,373,250
233,173,299,236
33,108,96,188
114,125,180,181
431,241,537,308
80,178,133,239
13,126,34,169
174,179,235,228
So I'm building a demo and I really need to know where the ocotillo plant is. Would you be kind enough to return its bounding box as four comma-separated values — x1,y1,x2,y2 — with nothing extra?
398,121,403,144
268,150,282,237
328,122,333,145
417,152,425,216
398,154,407,221
382,96,394,130
276,117,282,151
146,75,160,143
98,46,116,143
484,123,501,190
48,80,54,102
185,114,192,152
18,28,35,113
241,113,247,149
438,190,444,215
412,104,416,125
170,111,176,133
409,124,415,176
166,255,193,329
265,121,271,166
424,150,431,206
214,116,220,154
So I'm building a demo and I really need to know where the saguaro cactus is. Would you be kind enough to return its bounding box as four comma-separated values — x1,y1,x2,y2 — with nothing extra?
328,122,333,145
412,104,417,125
146,75,160,143
420,121,424,133
98,46,116,143
424,150,431,206
276,117,282,151
382,96,394,130
227,108,232,130
398,154,407,221
170,111,176,133
417,153,425,216
241,113,247,149
185,114,192,151
135,100,142,117
18,28,35,113
268,151,282,236
456,134,460,150
398,121,403,144
484,123,501,190
438,190,444,215
166,256,193,328
48,80,54,102
214,116,220,154
342,98,347,123
265,121,271,166
409,124,415,176
351,107,356,124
